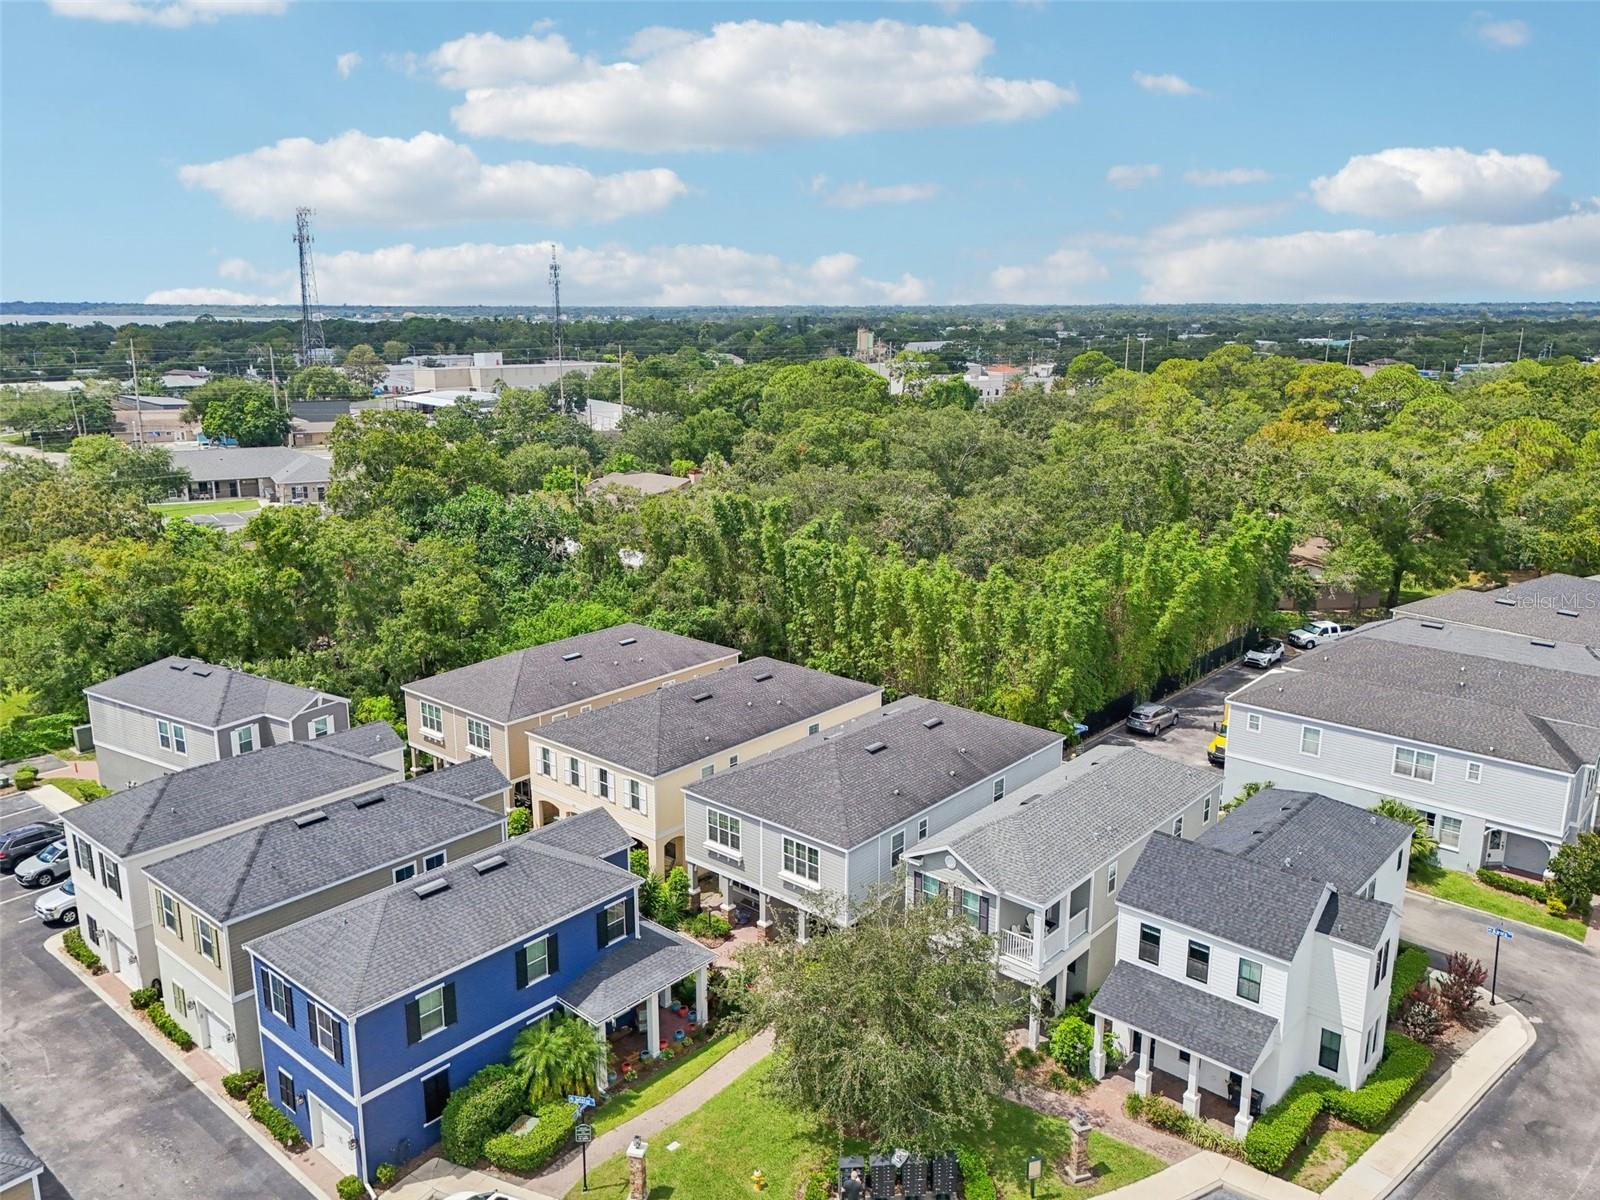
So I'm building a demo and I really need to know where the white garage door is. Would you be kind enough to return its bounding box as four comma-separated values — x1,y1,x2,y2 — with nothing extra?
309,1093,356,1176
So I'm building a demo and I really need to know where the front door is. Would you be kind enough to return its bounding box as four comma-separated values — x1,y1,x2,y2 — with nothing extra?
309,1093,357,1176
1484,829,1506,867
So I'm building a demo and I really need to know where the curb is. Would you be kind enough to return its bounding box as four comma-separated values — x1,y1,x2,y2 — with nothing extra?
44,931,329,1200
1404,887,1593,948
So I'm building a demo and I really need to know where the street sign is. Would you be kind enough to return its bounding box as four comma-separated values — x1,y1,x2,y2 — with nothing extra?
1488,926,1514,939
568,1093,597,1108
575,1124,595,1144
1488,925,1512,1005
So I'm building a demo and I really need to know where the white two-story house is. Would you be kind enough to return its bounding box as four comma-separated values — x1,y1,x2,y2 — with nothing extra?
58,724,404,992
1090,789,1413,1135
683,697,1064,942
905,746,1222,1047
1223,609,1600,878
86,657,351,792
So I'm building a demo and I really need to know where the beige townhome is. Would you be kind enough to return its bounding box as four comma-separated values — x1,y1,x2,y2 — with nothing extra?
403,624,738,811
528,658,883,870
142,760,508,1072
59,724,405,993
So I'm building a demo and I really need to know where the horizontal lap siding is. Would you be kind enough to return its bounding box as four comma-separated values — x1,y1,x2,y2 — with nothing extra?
89,696,214,781
1115,912,1291,1022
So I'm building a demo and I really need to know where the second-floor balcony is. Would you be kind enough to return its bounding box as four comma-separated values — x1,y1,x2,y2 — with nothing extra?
997,904,1090,971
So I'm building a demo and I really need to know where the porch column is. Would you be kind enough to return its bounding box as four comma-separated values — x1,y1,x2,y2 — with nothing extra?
1089,1015,1107,1081
645,997,661,1059
796,909,808,945
1182,1053,1202,1118
1026,991,1042,1050
595,1042,609,1095
694,965,708,1024
1033,905,1046,969
718,875,733,913
1053,969,1069,1010
757,891,770,929
1233,1072,1254,1138
1134,1033,1152,1096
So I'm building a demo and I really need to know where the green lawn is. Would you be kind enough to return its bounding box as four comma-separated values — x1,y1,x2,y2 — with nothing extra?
45,777,110,803
150,498,261,516
1409,863,1586,941
565,1057,1163,1200
1286,1122,1380,1193
589,1032,747,1138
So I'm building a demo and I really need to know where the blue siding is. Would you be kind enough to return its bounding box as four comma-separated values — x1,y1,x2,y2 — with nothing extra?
259,1025,360,1158
252,959,355,1096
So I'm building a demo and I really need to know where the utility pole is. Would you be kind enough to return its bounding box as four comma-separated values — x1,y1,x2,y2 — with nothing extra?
1516,328,1525,361
549,244,565,415
1123,334,1130,371
128,342,145,447
1346,331,1354,367
617,343,625,412
1479,326,1487,365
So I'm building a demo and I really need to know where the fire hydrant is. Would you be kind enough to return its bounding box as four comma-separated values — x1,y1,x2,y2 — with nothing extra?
752,1168,768,1192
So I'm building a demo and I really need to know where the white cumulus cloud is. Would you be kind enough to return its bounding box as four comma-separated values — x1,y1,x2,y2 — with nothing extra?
155,240,931,306
144,286,282,305
442,19,1075,150
1137,210,1600,302
987,245,1110,303
1183,167,1272,187
1471,15,1530,48
49,0,286,27
1146,203,1293,245
1132,71,1201,96
1311,146,1560,220
1107,164,1162,189
819,181,940,209
335,51,361,79
177,131,689,226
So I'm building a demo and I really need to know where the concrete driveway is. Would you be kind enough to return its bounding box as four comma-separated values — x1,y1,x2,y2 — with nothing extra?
1392,893,1600,1200
0,798,306,1200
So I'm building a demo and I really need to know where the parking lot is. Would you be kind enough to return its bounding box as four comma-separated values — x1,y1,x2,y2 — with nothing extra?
0,792,306,1200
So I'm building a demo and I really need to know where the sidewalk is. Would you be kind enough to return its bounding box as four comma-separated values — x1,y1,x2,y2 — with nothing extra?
527,1029,774,1197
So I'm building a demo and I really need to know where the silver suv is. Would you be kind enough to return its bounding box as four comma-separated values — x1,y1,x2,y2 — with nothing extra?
33,879,78,926
16,839,71,887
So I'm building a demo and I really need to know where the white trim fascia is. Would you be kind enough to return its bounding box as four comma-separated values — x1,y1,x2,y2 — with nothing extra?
259,1025,357,1105
1111,899,1300,970
361,996,563,1102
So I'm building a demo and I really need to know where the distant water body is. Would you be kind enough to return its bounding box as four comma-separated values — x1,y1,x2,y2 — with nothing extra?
1,311,284,326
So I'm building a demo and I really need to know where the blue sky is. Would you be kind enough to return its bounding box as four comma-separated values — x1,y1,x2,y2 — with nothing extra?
3,1,1597,305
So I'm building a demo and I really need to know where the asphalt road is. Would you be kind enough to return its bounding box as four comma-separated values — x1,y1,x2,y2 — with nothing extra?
1392,894,1600,1200
0,796,306,1200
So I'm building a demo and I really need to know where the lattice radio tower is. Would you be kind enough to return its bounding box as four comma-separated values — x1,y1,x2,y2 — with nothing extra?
549,243,566,413
295,207,326,365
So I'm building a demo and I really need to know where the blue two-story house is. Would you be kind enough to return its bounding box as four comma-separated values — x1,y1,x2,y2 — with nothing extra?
244,809,715,1181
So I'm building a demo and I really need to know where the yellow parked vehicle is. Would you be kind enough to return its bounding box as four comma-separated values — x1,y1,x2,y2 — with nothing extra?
1207,705,1228,767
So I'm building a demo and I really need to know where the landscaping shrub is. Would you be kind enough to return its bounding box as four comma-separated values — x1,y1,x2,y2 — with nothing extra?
954,1147,996,1200
1438,952,1487,1019
1476,868,1547,902
374,1162,398,1188
129,983,161,1011
246,1083,306,1148
1395,982,1448,1045
1324,1034,1434,1130
222,1069,264,1100
1046,1013,1120,1077
1013,1045,1041,1071
1132,1095,1243,1156
1388,944,1432,1017
63,927,104,973
1123,1092,1144,1119
336,1175,365,1200
146,1000,196,1050
507,806,531,837
685,911,731,940
1547,895,1568,917
482,1101,574,1174
1546,831,1600,918
1047,1067,1086,1095
13,764,38,789
0,712,78,760
440,1063,524,1167
1243,1075,1339,1173
804,1172,830,1200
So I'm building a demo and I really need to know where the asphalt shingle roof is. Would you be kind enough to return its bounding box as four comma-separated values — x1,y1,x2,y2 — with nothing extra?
144,760,507,922
523,806,634,860
1198,789,1413,897
405,623,736,724
1230,632,1600,773
909,746,1218,906
86,656,337,727
245,813,638,1015
686,697,1061,847
1360,616,1600,677
168,446,325,484
1090,960,1279,1074
562,921,714,1023
0,1121,42,1184
1314,889,1394,950
534,657,881,777
1118,832,1328,962
1393,573,1600,645
61,723,401,858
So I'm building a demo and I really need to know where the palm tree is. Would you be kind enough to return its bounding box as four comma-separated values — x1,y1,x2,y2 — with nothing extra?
1375,796,1438,869
510,1012,606,1105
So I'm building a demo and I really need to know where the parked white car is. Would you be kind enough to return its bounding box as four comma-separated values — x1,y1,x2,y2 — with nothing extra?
15,839,71,887
1286,620,1354,649
33,879,78,925
1244,639,1285,668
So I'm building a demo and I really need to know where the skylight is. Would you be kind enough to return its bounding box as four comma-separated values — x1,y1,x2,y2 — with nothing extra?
292,811,328,828
413,879,450,899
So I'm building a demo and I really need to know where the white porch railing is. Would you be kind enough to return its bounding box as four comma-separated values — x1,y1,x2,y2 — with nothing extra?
998,928,1035,964
1067,906,1089,943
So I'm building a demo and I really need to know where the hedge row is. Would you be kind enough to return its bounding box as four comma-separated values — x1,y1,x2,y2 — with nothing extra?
246,1083,307,1149
441,1064,524,1167
1243,1075,1340,1172
1388,944,1432,1017
483,1102,574,1174
0,713,79,760
146,1000,196,1051
1476,868,1547,902
1126,1093,1242,1156
954,1147,996,1200
222,1069,264,1100
62,927,104,974
130,984,161,1011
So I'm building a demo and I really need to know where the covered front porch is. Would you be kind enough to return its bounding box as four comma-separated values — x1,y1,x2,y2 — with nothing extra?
561,921,716,1094
702,870,824,943
1089,960,1278,1138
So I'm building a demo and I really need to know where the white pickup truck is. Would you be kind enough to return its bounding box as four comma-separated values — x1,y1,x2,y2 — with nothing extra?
1286,620,1355,649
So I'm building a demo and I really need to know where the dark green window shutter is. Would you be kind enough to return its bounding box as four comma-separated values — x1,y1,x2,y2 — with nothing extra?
596,908,607,948
333,1022,345,1066
515,945,529,990
625,894,636,937
404,998,421,1044
442,982,457,1028
285,985,295,1029
547,932,559,974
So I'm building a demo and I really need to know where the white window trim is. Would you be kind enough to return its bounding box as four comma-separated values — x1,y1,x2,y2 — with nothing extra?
309,715,332,738
393,863,417,884
566,757,584,789
1172,816,1184,838
627,778,645,814
423,850,447,872
266,972,291,1022
1300,725,1322,757
419,702,444,736
157,890,181,935
311,1003,341,1057
1438,815,1463,851
539,747,553,777
415,986,448,1041
1466,761,1483,783
1107,861,1118,892
782,837,822,887
706,809,741,856
466,718,491,754
421,1064,451,1127
193,915,220,966
1393,745,1437,784
596,767,612,801
917,817,929,841
521,935,552,985
1246,712,1262,733
232,726,255,755
890,829,905,867
602,900,629,946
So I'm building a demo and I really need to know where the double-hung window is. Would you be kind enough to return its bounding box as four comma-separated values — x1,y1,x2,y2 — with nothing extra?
700,764,715,781
414,987,448,1039
309,715,332,739
1299,726,1322,757
73,836,94,871
157,889,181,935
707,809,741,854
419,702,443,737
627,778,644,813
566,757,583,788
961,889,982,929
1237,958,1263,1003
1107,861,1118,892
424,850,447,872
540,746,553,777
157,720,187,754
1186,940,1210,984
1319,1029,1342,1073
232,725,255,755
596,767,612,801
1437,815,1462,851
917,817,929,841
601,900,628,945
783,837,821,885
277,1068,296,1109
1203,794,1212,823
921,874,941,904
518,935,552,985
1138,923,1161,965
1466,761,1483,783
100,854,122,899
992,777,1006,803
193,915,220,966
1373,941,1391,989
311,1004,341,1057
1393,746,1437,783
266,972,292,1022
466,718,491,753
890,830,905,867
1173,815,1184,838
1246,712,1262,733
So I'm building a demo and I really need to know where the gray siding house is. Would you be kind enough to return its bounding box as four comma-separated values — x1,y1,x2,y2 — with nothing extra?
683,697,1064,941
86,657,351,791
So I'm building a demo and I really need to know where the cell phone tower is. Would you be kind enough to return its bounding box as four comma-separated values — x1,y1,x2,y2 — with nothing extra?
295,207,326,365
549,243,565,414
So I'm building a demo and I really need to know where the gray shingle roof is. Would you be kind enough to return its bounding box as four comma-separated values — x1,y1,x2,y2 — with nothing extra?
245,817,638,1015
1314,890,1394,950
168,446,322,484
523,806,634,859
145,760,507,922
1362,616,1600,676
562,921,714,1023
908,746,1218,906
1090,960,1279,1074
1198,789,1413,896
686,697,1061,847
61,723,401,858
535,657,881,777
1393,573,1599,645
1230,632,1600,773
405,623,735,724
1118,833,1328,962
85,656,339,727
0,1122,42,1186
